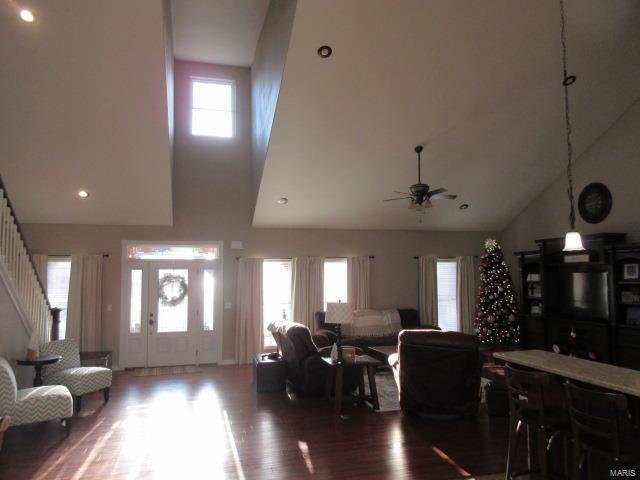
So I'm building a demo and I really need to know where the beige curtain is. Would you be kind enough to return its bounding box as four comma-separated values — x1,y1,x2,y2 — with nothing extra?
66,254,83,343
457,256,477,335
31,254,49,294
66,254,103,350
81,255,103,350
235,258,263,364
291,257,324,329
418,255,438,326
347,256,371,309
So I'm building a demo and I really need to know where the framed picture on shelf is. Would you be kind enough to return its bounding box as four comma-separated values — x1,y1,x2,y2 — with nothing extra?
621,291,635,304
627,307,640,327
623,263,639,280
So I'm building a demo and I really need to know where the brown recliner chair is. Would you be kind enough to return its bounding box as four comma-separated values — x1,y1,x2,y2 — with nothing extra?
270,321,361,396
389,329,481,417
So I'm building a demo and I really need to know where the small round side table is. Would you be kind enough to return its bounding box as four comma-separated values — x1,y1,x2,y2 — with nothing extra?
17,354,62,387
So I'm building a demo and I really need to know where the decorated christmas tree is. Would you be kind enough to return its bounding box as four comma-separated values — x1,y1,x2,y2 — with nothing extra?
475,238,520,344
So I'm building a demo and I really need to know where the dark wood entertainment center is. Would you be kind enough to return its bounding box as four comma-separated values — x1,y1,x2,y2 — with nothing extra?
516,233,640,370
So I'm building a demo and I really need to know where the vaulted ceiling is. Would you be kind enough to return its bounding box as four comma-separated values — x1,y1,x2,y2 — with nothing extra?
253,0,640,231
0,0,174,225
171,0,270,67
2,0,639,231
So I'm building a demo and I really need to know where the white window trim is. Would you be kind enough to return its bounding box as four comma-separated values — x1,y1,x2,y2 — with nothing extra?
190,77,236,139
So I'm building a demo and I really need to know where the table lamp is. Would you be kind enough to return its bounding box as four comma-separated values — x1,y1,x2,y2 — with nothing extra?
325,302,353,362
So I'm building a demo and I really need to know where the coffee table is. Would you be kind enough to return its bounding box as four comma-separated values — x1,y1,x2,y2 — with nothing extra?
368,345,397,363
322,355,382,414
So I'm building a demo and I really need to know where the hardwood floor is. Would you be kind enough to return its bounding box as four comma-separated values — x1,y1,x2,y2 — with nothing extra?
0,366,509,480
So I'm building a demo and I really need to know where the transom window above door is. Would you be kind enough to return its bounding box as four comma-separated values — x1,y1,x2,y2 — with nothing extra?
127,244,219,260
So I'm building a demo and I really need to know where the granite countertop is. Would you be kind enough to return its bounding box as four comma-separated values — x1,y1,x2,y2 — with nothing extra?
494,349,640,398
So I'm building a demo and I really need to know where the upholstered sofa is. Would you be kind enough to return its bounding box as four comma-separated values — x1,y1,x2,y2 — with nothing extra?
388,329,481,417
314,308,437,353
268,321,361,396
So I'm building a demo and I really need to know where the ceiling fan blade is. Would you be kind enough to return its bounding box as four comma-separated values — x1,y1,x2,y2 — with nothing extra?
430,194,458,200
384,197,412,202
394,191,412,196
427,188,447,196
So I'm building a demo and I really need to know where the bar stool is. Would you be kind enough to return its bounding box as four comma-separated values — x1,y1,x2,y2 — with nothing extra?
564,381,640,479
504,364,570,480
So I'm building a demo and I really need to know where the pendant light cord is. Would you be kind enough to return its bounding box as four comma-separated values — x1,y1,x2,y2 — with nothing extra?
560,0,576,231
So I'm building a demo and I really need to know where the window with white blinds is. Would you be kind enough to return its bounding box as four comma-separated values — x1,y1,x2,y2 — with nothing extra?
47,258,72,340
323,258,348,310
262,260,292,348
437,259,458,331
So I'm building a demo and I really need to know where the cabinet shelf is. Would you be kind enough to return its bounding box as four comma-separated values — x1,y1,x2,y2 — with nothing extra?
618,281,640,285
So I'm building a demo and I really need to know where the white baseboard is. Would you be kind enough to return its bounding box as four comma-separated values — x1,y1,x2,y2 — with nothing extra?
218,359,236,365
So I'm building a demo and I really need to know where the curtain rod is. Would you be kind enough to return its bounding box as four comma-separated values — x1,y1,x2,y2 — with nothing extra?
413,255,478,259
49,253,110,258
235,255,375,261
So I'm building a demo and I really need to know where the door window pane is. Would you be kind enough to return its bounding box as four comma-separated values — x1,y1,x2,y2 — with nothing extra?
157,269,189,333
324,259,348,310
263,260,292,348
437,260,458,331
203,269,214,331
130,269,143,333
47,259,71,339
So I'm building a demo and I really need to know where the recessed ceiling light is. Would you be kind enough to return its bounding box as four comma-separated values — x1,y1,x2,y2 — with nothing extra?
276,197,288,205
19,9,35,23
459,203,469,210
78,190,90,199
317,45,332,58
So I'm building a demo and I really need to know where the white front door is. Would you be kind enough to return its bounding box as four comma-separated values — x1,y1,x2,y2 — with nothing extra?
120,243,222,368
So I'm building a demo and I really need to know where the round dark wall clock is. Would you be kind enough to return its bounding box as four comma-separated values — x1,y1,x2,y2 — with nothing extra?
578,182,612,224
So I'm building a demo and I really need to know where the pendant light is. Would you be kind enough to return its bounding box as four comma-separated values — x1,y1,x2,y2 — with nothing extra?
559,0,584,252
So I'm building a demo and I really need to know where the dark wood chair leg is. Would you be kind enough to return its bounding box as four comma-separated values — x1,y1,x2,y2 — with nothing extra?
103,387,110,403
74,396,82,413
0,416,10,453
61,418,70,437
537,427,549,479
505,418,521,480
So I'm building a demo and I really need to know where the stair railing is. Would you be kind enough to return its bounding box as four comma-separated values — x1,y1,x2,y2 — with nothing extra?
0,175,53,345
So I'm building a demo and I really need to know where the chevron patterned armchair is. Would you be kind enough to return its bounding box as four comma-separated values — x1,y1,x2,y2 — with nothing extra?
40,339,112,412
0,357,73,438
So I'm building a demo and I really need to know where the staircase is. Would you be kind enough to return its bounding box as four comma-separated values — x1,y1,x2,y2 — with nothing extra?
0,177,52,346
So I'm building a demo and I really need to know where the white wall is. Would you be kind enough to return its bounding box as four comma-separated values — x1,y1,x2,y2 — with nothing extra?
501,99,640,286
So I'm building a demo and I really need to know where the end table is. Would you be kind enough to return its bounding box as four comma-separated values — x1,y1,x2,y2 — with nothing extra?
322,354,381,414
17,354,62,387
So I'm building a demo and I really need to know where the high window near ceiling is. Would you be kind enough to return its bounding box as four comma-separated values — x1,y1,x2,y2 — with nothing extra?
437,259,458,331
262,260,292,348
324,258,348,309
47,258,72,339
191,79,234,138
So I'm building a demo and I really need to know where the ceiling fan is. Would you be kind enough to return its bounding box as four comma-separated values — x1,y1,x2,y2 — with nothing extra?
384,145,457,211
